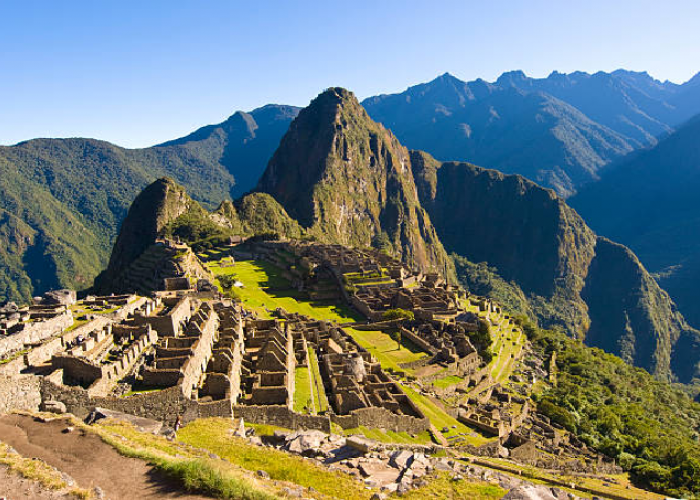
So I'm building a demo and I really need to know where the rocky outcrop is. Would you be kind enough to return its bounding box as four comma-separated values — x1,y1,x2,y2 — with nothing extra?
93,178,194,292
257,88,454,280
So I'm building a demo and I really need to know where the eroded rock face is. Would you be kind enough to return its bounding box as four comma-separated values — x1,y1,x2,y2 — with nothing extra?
257,88,455,280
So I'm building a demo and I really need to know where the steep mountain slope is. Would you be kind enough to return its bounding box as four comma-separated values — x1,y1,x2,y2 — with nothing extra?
363,70,700,196
571,114,700,327
159,104,300,197
0,105,297,304
257,88,454,279
409,150,700,382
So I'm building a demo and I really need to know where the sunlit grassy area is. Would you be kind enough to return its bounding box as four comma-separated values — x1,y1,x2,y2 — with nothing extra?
341,426,433,445
178,418,373,500
401,472,505,500
293,365,313,413
208,259,361,322
344,327,427,375
307,347,329,413
400,385,491,446
431,374,463,389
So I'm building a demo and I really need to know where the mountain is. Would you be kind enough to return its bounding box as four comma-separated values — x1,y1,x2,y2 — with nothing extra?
159,104,300,197
571,114,700,328
257,88,455,279
409,151,700,382
0,105,297,305
363,70,700,196
99,88,700,384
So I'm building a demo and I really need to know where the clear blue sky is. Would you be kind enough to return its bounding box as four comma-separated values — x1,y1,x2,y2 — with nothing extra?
1,0,698,148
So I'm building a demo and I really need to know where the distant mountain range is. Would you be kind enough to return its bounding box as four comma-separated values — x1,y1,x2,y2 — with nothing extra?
571,114,700,328
363,70,700,196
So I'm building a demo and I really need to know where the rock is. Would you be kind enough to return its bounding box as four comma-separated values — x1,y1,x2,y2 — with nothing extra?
371,493,388,500
93,486,106,499
62,426,74,434
346,435,374,453
248,436,263,446
501,485,560,500
41,400,67,414
281,486,303,498
86,407,162,434
389,450,414,470
42,289,76,306
256,470,270,480
434,459,453,471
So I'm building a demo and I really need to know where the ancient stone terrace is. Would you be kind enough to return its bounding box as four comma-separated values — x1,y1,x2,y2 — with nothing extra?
200,302,244,402
351,284,463,322
142,302,219,397
50,321,158,396
240,318,295,407
133,296,192,336
402,321,481,371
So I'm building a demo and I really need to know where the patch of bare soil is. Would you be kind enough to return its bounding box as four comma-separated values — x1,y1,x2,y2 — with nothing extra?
0,464,72,500
0,414,211,500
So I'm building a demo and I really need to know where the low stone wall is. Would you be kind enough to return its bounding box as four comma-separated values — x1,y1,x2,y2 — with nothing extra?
233,405,332,433
331,407,431,434
0,312,73,358
0,374,41,413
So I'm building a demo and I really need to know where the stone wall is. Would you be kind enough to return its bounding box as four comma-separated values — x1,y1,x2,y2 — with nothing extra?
0,312,73,358
331,406,431,434
0,374,41,413
233,404,332,433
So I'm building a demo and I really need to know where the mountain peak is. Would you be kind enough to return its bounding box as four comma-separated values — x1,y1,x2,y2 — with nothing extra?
496,70,529,86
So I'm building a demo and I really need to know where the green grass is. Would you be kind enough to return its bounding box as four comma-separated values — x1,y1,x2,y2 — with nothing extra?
401,385,490,446
401,472,505,500
208,259,361,322
82,418,278,500
307,347,329,412
342,426,433,445
293,365,313,413
178,418,372,500
432,375,463,389
344,328,427,375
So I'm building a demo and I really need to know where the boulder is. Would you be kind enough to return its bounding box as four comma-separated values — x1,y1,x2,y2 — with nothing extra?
346,435,375,453
86,407,162,434
389,450,414,470
42,289,77,306
41,400,67,414
501,485,561,500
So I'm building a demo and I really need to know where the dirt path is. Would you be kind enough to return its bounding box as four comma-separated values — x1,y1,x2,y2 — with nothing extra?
0,414,211,500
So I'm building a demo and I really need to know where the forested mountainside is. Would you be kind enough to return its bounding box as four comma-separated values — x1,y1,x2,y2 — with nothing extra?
571,114,700,328
0,105,297,304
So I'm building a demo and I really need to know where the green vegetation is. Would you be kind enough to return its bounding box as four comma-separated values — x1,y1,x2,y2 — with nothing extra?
307,347,329,413
345,327,427,374
178,418,372,500
293,365,313,413
400,384,489,446
400,471,505,500
341,426,433,445
381,308,415,321
528,327,700,498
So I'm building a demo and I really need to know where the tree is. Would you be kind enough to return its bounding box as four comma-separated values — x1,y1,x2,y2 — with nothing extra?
382,308,415,322
390,330,402,350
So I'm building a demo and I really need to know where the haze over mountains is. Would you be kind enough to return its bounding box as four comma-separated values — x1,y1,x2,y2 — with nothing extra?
2,69,700,385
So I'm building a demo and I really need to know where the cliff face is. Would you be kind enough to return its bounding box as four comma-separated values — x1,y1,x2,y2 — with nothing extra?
410,151,700,381
94,178,194,291
257,88,454,279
